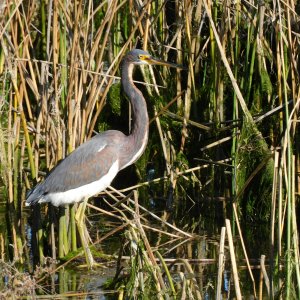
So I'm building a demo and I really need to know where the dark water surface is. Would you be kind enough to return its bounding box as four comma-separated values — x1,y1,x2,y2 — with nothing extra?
0,187,270,299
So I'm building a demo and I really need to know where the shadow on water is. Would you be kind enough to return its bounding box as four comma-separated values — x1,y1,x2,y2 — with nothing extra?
0,185,270,299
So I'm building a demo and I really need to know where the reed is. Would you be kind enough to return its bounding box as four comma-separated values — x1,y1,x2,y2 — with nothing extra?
216,226,225,300
0,0,299,298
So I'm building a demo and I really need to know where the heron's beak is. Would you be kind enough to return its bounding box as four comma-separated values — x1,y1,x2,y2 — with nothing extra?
145,56,186,70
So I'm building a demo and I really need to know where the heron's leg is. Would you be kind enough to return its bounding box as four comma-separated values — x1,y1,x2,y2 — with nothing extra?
75,198,95,268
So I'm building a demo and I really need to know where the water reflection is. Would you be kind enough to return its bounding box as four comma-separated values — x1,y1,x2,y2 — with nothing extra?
0,188,270,299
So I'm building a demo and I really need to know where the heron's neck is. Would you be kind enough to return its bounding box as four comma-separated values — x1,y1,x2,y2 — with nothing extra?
121,62,149,167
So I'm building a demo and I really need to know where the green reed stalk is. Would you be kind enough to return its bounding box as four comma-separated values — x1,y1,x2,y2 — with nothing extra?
209,2,216,121
9,8,44,262
241,7,254,95
18,101,36,180
58,268,68,294
40,0,47,58
278,11,292,297
59,4,67,109
292,155,300,298
6,97,13,204
245,31,256,103
175,0,183,114
32,205,44,264
156,251,176,297
59,207,66,258
13,146,19,207
216,227,226,300
270,151,279,297
50,0,68,260
60,1,73,257
177,258,201,298
0,123,8,192
64,206,70,254
226,219,242,300
157,0,164,43
0,43,4,74
70,205,77,252
231,0,240,204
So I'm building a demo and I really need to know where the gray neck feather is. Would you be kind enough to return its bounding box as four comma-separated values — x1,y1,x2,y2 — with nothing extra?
121,61,149,167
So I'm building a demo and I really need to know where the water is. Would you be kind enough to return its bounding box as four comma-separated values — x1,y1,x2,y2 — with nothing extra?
0,187,270,299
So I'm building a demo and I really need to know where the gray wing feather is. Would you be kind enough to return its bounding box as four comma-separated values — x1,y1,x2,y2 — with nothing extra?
26,131,125,204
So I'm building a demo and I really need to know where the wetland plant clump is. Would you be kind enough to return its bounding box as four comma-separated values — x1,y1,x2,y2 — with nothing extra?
0,0,299,298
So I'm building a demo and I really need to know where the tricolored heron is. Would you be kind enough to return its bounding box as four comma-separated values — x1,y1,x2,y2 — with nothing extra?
26,49,183,267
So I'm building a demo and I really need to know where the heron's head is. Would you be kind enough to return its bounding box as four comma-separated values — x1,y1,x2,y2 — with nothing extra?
125,49,185,69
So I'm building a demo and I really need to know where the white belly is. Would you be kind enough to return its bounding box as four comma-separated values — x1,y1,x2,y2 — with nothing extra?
41,160,119,206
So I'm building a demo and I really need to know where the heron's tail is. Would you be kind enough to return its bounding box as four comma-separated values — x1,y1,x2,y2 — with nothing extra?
26,184,45,206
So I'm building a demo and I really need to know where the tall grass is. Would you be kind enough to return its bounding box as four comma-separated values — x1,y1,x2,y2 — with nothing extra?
0,0,299,298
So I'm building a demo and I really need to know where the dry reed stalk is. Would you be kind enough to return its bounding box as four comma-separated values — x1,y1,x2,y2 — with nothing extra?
203,0,252,121
141,224,183,239
225,219,242,300
1,1,299,296
149,92,184,123
164,110,211,131
216,0,228,125
66,2,83,151
0,3,21,40
121,256,217,264
142,2,151,50
175,0,183,111
177,258,202,299
233,203,257,298
118,159,231,192
156,250,176,297
154,106,172,175
0,113,8,189
285,3,297,113
200,136,233,151
93,223,128,245
277,154,283,294
260,254,270,296
179,0,195,153
87,202,124,221
156,236,186,253
139,52,171,176
162,237,195,256
270,151,279,296
123,224,162,296
7,91,13,203
133,191,167,297
142,12,179,191
216,226,226,300
52,0,62,163
100,190,186,253
179,271,187,299
292,155,300,297
103,190,148,224
108,186,193,237
259,256,263,300
276,3,292,296
87,0,152,138
279,76,300,298
86,0,119,121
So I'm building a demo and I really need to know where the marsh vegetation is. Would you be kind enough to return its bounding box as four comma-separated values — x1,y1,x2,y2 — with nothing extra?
0,0,299,298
